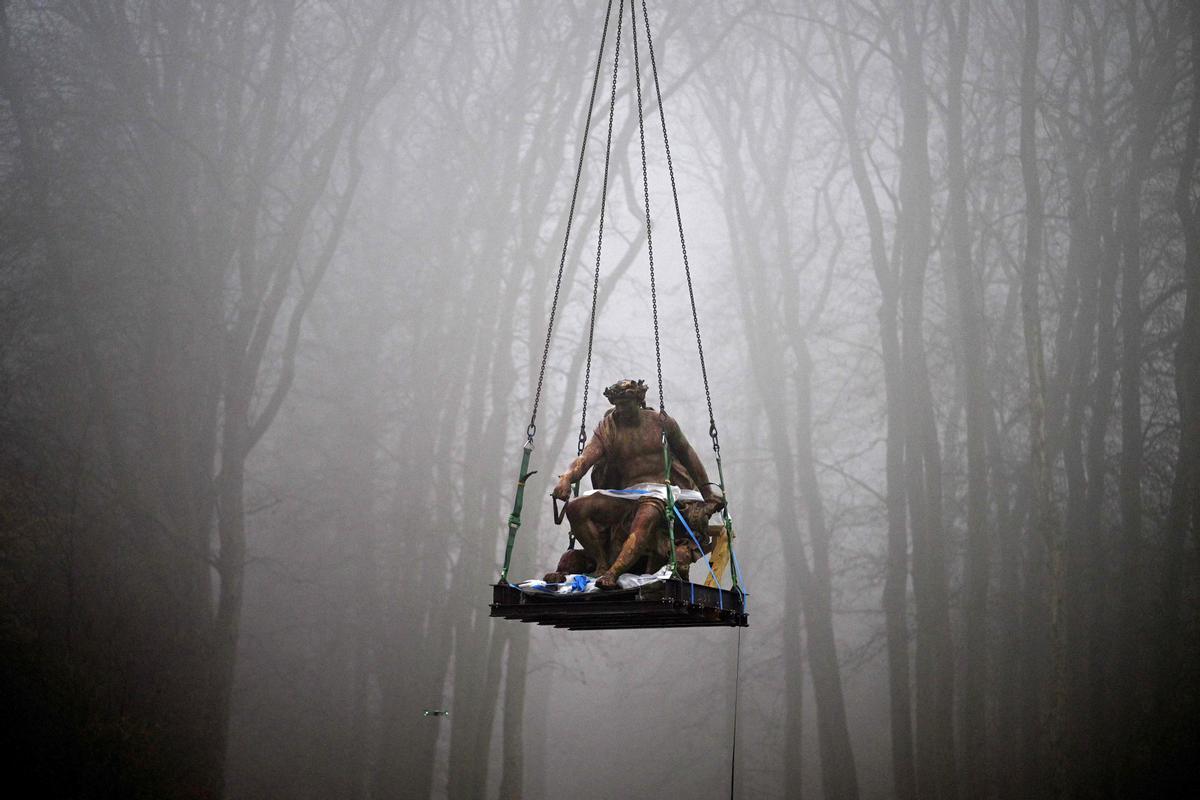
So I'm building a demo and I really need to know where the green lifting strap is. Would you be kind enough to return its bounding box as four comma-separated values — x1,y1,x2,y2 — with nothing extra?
662,429,678,579
500,442,535,584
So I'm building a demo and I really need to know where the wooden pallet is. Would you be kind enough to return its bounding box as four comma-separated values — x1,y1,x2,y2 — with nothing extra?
490,578,748,630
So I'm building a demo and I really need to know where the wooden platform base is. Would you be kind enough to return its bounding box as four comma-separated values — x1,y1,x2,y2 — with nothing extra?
490,578,748,630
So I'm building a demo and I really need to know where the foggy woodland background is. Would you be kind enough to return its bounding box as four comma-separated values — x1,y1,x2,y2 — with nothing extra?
2,0,1198,798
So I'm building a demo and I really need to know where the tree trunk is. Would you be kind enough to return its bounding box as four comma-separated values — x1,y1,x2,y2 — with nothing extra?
826,9,916,794
1080,11,1121,785
1113,6,1184,787
942,3,990,794
896,5,957,796
1018,2,1065,795
794,340,860,800
1154,5,1200,791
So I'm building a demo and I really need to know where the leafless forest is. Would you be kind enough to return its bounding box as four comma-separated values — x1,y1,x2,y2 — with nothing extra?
2,1,1198,798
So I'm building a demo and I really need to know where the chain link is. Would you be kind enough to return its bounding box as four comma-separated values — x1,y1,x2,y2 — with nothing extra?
628,0,665,414
640,0,719,447
534,0,724,453
528,0,616,436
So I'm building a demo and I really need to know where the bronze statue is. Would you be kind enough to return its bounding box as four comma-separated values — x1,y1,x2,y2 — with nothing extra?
544,378,725,590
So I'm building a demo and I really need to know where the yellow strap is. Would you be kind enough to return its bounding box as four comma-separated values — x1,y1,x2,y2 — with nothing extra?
704,526,730,588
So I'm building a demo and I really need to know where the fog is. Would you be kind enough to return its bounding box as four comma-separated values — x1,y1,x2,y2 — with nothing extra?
2,1,1198,798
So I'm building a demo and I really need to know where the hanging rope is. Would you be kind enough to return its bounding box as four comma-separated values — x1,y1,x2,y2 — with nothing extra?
503,0,616,583
730,626,743,799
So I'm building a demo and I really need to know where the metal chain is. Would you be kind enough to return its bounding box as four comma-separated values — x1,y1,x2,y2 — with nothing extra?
628,0,665,414
579,0,625,456
638,2,741,606
640,0,720,453
528,0,616,442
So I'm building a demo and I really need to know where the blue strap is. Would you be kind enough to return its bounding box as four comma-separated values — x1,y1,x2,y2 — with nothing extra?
670,504,723,610
571,574,590,592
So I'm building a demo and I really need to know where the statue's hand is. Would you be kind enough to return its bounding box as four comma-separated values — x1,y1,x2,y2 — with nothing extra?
551,476,573,502
701,485,726,515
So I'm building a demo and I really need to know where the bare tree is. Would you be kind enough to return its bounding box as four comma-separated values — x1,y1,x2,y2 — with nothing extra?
0,1,404,792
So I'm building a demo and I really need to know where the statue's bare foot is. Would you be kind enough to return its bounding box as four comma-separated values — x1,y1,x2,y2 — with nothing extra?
595,571,621,590
543,571,566,583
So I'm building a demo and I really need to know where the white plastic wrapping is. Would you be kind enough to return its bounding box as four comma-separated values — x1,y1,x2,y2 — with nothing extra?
581,482,703,504
517,565,674,595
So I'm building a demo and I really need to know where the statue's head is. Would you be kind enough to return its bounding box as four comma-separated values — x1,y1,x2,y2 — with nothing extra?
603,378,648,407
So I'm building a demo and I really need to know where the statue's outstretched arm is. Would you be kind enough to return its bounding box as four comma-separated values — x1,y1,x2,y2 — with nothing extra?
552,435,605,500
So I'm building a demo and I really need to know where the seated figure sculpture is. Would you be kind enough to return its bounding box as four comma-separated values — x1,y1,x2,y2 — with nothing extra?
545,378,725,590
